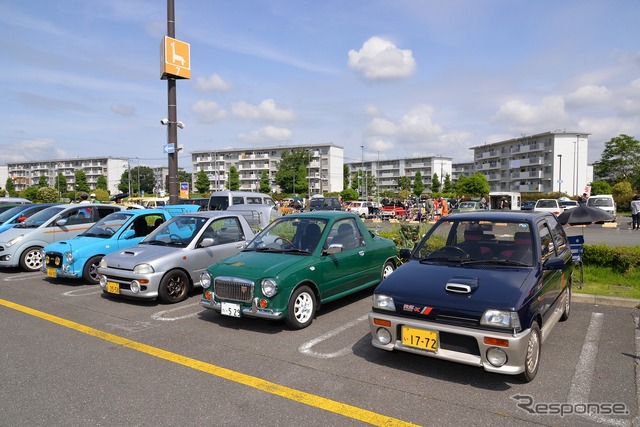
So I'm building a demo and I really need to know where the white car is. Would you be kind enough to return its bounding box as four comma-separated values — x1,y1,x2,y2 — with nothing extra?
586,195,617,221
559,200,579,210
347,201,371,218
533,199,563,216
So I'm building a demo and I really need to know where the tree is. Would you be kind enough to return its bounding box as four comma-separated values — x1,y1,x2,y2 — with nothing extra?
38,175,48,188
340,188,358,201
442,173,454,193
343,165,350,191
259,170,271,194
431,173,441,193
227,166,240,190
195,170,211,194
590,180,612,196
5,178,15,197
594,134,640,185
19,187,38,201
274,149,311,193
398,176,412,192
96,175,108,191
612,181,634,198
412,171,425,197
75,170,89,192
36,187,58,203
455,173,490,196
93,188,110,202
55,173,67,193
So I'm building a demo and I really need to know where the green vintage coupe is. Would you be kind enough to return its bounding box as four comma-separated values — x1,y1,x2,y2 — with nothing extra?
200,211,398,329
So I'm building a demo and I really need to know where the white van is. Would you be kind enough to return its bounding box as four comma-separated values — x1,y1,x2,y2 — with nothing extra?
207,191,276,211
586,195,616,221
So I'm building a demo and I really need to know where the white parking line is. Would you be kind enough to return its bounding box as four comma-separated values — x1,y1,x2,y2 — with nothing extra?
298,314,368,358
3,272,43,282
568,312,603,405
151,302,202,321
62,288,103,297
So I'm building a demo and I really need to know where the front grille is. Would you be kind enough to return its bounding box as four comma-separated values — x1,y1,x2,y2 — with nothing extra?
435,313,479,328
440,332,481,355
214,277,254,302
45,251,64,268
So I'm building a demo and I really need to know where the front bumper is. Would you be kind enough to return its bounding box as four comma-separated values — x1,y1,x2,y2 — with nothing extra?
98,267,163,300
200,296,284,321
368,311,532,375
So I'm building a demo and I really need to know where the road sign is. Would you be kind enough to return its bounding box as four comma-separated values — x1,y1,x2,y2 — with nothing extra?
163,144,175,154
160,36,191,79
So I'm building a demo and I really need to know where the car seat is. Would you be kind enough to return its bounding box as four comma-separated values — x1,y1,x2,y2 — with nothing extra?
298,223,322,252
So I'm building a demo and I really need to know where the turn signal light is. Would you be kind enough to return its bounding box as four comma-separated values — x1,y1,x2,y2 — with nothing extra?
373,318,391,327
484,337,509,347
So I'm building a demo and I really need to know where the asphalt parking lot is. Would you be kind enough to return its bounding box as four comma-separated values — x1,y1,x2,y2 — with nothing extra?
1,269,638,426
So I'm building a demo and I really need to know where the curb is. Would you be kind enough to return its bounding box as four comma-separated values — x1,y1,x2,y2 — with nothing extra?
573,292,640,308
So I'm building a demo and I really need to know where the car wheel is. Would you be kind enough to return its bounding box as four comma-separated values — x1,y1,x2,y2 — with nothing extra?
560,286,571,322
20,246,43,272
381,261,395,280
158,270,190,304
519,322,541,382
285,285,316,329
82,255,103,285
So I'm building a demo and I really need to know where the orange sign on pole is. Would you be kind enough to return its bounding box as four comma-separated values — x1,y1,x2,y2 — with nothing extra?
160,36,190,79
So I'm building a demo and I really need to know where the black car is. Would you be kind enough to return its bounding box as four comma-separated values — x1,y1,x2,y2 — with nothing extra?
369,211,573,382
309,197,343,211
521,200,536,210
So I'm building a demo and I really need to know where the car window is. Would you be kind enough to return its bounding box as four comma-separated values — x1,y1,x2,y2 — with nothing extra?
96,206,120,219
328,218,363,250
232,197,245,205
538,224,554,261
63,207,93,225
246,197,263,204
202,217,245,245
548,217,568,253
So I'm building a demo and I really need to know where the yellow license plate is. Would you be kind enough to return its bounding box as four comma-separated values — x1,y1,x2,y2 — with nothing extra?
106,281,120,294
47,268,57,278
402,326,439,352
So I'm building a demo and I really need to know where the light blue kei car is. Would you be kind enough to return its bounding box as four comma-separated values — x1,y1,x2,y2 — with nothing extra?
0,203,59,235
41,209,172,284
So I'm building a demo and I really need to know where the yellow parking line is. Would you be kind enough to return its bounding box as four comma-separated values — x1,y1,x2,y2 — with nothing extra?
0,298,419,427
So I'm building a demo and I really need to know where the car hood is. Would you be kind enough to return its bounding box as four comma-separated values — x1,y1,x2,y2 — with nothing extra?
103,244,183,269
0,226,35,242
375,260,534,315
44,236,111,255
212,250,307,280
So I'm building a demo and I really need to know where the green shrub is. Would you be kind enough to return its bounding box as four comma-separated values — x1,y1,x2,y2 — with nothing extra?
583,244,640,274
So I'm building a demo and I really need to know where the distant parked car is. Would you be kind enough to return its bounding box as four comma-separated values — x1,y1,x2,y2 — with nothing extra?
451,201,484,213
369,211,573,382
534,199,563,215
559,200,579,210
586,194,617,221
0,203,59,234
0,204,123,271
98,211,256,303
521,201,536,211
309,196,343,211
200,211,397,329
346,201,371,218
42,209,171,284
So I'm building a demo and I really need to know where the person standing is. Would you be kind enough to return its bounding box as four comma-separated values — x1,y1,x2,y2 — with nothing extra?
631,194,640,230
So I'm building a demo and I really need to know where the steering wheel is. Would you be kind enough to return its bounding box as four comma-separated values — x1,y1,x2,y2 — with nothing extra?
273,237,292,246
104,227,115,235
169,234,182,242
430,245,469,259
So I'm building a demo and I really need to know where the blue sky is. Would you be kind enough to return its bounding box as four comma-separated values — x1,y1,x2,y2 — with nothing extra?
1,0,639,171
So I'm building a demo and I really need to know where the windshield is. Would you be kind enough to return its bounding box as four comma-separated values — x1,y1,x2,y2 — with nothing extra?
413,219,534,267
20,206,66,228
81,212,135,238
0,205,31,224
209,196,229,211
246,217,327,254
140,215,207,246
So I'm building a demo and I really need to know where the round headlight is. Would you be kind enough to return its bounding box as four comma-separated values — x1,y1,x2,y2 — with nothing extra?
375,328,392,345
130,280,140,293
261,278,278,297
99,258,108,268
65,252,74,264
200,271,211,289
133,263,154,274
486,347,507,367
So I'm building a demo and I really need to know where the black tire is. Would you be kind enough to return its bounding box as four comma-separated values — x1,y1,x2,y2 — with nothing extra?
158,270,190,304
519,322,541,382
82,255,103,284
285,286,316,329
381,261,395,280
560,286,571,322
20,246,43,272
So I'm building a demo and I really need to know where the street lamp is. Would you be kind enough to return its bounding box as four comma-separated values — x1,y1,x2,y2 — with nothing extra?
361,145,364,199
557,154,562,195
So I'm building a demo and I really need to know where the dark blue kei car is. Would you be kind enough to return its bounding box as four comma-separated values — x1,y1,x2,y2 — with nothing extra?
369,211,573,382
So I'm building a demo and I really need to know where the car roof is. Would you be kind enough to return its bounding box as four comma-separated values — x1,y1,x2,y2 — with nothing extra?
445,211,552,222
282,211,357,220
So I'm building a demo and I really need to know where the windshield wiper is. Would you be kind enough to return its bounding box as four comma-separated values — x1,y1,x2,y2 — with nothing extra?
419,256,463,263
144,240,166,246
461,259,529,267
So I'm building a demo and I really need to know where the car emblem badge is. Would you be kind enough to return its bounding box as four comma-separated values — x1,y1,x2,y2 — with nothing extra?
241,286,247,294
402,304,432,315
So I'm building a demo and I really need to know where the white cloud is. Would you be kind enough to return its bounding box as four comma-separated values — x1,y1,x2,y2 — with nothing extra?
348,36,416,81
231,99,296,121
238,125,292,143
366,117,397,135
110,103,136,116
398,106,443,139
194,73,233,92
492,96,567,128
1,138,66,162
566,85,612,108
190,100,227,124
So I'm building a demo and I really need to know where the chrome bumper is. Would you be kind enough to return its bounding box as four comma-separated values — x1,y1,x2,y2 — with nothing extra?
200,297,284,321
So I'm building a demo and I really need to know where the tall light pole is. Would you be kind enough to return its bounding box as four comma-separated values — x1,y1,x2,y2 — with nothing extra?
557,154,562,195
573,135,580,196
360,145,364,199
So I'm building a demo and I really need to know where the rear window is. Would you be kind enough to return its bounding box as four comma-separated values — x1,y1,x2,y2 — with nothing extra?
587,198,613,207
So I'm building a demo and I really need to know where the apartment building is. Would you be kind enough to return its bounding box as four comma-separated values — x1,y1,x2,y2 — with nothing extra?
190,143,344,195
470,131,590,195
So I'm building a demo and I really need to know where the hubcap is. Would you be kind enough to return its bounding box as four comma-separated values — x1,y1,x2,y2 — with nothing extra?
25,250,42,270
294,292,313,322
168,276,186,298
526,330,540,373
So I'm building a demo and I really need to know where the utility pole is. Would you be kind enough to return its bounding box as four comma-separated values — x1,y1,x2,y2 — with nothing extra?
166,0,179,204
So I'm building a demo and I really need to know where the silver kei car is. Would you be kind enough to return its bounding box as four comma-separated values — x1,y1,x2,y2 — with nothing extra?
97,211,256,304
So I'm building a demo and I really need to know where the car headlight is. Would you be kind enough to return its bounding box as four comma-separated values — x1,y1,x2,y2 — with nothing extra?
480,309,521,330
200,271,211,289
5,235,24,248
133,263,154,274
261,278,278,297
65,252,74,264
100,258,108,268
372,294,395,311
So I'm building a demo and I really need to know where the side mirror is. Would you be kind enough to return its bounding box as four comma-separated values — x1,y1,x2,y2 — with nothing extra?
543,257,565,271
122,229,135,239
55,218,68,227
325,244,343,255
398,248,412,260
200,237,214,248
